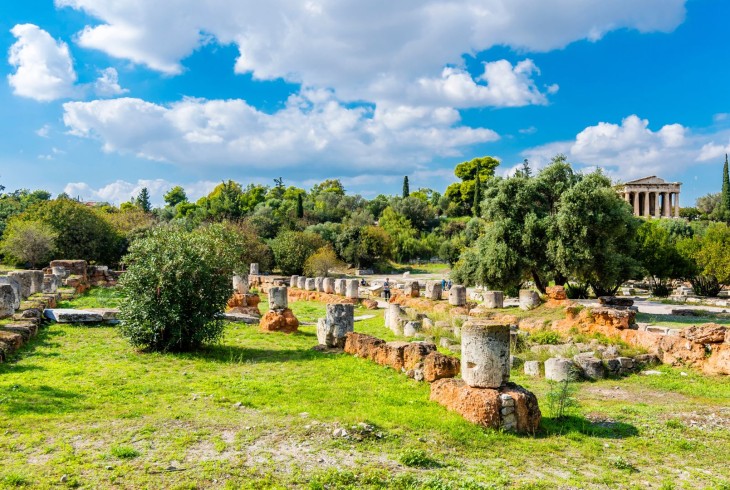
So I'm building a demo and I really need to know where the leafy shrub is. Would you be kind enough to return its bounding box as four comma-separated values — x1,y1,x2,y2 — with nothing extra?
546,379,579,419
650,283,671,297
0,219,57,268
110,445,140,459
304,245,345,277
399,448,440,468
565,282,589,299
269,230,325,275
529,329,562,345
118,225,233,352
689,275,722,297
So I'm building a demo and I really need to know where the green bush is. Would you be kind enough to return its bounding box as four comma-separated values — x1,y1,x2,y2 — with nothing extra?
565,282,589,299
529,329,562,345
118,225,233,352
269,230,325,275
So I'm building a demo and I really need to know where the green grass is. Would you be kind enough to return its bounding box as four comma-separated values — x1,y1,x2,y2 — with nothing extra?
56,286,125,309
379,261,451,275
636,312,730,329
1,290,729,488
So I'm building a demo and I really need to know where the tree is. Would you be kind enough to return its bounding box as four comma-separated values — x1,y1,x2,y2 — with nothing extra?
200,221,273,275
472,160,481,217
635,220,692,295
164,186,187,207
696,193,721,218
0,219,57,268
269,230,326,275
135,188,152,213
402,176,410,198
723,154,730,213
444,156,500,216
694,222,730,284
118,225,232,352
296,193,304,219
304,245,346,277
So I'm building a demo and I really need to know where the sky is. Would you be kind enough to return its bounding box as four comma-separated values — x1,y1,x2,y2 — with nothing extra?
1,0,729,206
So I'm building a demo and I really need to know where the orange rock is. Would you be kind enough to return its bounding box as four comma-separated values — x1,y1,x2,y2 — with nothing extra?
360,299,379,310
373,341,409,371
545,285,567,300
403,342,437,370
423,352,460,382
680,323,727,344
704,344,730,375
259,308,299,333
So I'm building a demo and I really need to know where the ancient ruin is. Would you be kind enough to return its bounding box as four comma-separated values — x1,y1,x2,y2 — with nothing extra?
620,176,681,218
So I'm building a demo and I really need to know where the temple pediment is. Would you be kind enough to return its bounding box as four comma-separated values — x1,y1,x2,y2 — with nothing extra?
624,176,677,186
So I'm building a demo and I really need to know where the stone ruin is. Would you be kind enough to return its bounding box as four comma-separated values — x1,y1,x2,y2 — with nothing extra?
259,286,299,333
316,303,355,348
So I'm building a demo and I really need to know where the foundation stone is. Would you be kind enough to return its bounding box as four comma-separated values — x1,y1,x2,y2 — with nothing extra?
461,321,511,388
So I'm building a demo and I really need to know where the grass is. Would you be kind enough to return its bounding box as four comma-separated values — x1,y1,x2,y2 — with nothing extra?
636,312,730,329
56,286,124,309
1,289,729,488
378,261,451,275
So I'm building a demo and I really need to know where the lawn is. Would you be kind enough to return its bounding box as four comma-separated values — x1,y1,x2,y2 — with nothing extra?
1,291,729,488
636,312,730,329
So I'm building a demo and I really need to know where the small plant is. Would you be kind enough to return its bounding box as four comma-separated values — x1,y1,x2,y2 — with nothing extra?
111,445,141,459
546,379,579,419
689,275,721,297
399,448,440,468
651,283,671,297
529,329,562,345
2,473,30,487
612,456,638,473
665,418,684,429
565,282,589,299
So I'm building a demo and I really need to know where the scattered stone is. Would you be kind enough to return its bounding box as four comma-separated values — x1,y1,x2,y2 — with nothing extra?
345,279,359,299
0,276,21,310
424,281,442,301
448,285,467,306
404,281,420,298
316,303,355,348
519,290,541,311
573,354,606,380
268,286,289,310
323,278,336,294
545,286,567,301
544,357,576,381
483,291,504,309
385,303,406,335
259,308,299,333
305,278,316,291
44,309,104,323
403,321,421,337
221,312,259,324
524,360,540,377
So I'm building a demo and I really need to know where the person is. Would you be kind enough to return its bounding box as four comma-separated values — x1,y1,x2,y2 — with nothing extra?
383,278,391,300
441,278,446,290
447,279,452,290
360,278,366,286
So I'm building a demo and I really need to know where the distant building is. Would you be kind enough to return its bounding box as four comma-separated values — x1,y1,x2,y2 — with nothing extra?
619,176,681,218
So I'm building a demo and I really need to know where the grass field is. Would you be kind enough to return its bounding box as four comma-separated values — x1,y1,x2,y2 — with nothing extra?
636,312,730,329
1,291,729,488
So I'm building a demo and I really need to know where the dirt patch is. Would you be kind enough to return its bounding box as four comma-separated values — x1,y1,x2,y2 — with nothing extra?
581,385,689,404
676,408,730,431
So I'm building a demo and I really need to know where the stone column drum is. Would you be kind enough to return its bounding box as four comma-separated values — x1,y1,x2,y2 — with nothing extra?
0,277,21,309
268,286,288,311
29,271,44,295
0,284,16,318
290,275,299,288
386,303,405,335
334,279,346,296
7,271,32,299
317,303,355,348
483,291,504,309
424,281,442,300
315,277,325,292
323,277,335,294
233,274,249,294
250,263,260,275
305,278,316,291
42,274,60,294
345,279,359,299
448,285,466,306
297,276,307,289
404,280,420,298
519,290,541,310
461,321,511,388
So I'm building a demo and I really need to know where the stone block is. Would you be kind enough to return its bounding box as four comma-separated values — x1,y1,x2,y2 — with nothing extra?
483,291,504,309
42,274,60,294
323,277,335,294
0,276,21,310
424,281,442,300
29,271,44,295
545,286,567,301
334,279,346,296
44,309,104,323
680,323,726,344
461,321,511,388
519,290,541,310
317,303,355,348
403,321,421,337
232,274,249,294
315,277,325,292
290,275,299,288
268,286,288,310
524,360,541,377
50,260,87,279
448,285,467,306
544,357,576,381
404,281,420,298
305,278,316,291
385,303,406,335
259,308,299,333
346,279,359,299
250,263,260,275
423,352,460,382
0,284,17,318
403,341,437,370
8,271,33,299
573,354,606,380
297,276,306,289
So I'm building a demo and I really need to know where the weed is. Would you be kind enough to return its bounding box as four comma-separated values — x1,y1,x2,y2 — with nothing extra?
612,457,638,473
529,329,562,345
398,448,440,468
665,418,684,429
545,379,579,419
2,473,30,487
110,445,140,459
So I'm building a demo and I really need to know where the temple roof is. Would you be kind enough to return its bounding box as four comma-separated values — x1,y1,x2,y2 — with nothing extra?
624,176,681,186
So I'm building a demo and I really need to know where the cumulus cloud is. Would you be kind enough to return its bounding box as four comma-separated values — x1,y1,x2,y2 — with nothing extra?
8,24,77,101
62,90,499,169
520,115,730,180
93,67,128,97
55,0,684,106
64,179,219,204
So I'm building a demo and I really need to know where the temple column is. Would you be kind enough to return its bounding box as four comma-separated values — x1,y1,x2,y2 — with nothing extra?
654,191,661,218
644,191,651,217
662,192,670,217
674,191,680,218
632,191,639,216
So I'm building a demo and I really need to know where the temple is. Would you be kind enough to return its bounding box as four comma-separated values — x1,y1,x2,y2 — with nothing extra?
620,176,681,218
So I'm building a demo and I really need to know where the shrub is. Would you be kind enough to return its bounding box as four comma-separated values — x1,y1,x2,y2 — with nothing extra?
118,225,232,352
546,379,579,419
269,230,325,275
110,445,140,459
689,275,722,297
304,245,345,277
0,219,57,268
565,282,589,299
529,329,562,345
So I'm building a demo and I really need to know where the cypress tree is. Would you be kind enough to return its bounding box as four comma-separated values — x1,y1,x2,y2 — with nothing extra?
402,176,410,198
296,193,304,219
473,160,481,217
721,153,730,210
135,187,152,213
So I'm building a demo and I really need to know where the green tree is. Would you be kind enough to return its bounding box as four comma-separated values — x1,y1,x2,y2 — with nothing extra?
402,176,410,198
723,154,730,212
635,220,692,295
379,207,420,263
444,156,500,216
304,245,346,276
118,225,233,352
472,160,481,217
269,230,326,275
163,186,187,207
0,219,57,268
135,188,152,213
694,222,730,284
296,193,304,219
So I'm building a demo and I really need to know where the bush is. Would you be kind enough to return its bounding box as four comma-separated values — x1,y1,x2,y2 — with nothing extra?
565,282,589,299
398,448,440,468
269,230,325,275
0,219,57,268
304,245,345,277
689,275,722,297
529,329,562,345
118,225,233,352
651,283,671,297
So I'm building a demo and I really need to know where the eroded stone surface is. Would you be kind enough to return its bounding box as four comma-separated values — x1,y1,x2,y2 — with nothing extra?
461,321,510,388
259,308,299,333
44,309,104,323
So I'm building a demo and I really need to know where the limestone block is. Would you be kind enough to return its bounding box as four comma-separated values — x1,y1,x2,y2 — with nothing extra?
259,308,299,333
424,281,442,300
345,279,359,299
404,341,437,370
315,277,325,292
519,290,541,310
42,274,60,294
250,263,260,275
29,271,44,295
317,303,355,348
334,279,346,296
423,352,460,382
524,360,541,377
448,285,467,306
290,275,299,288
51,266,69,280
0,276,21,309
385,303,406,335
0,285,16,318
403,321,421,337
573,354,606,380
483,291,504,309
545,286,567,300
404,281,420,298
323,277,336,294
44,309,104,323
297,276,307,289
232,274,249,294
305,278,316,291
268,286,288,310
8,271,32,299
461,321,511,388
544,357,576,381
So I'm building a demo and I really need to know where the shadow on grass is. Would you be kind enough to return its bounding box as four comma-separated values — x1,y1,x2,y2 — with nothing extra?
178,341,330,365
0,328,63,369
540,415,639,439
1,384,85,415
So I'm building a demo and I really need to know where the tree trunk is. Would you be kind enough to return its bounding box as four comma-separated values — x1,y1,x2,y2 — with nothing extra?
531,270,546,294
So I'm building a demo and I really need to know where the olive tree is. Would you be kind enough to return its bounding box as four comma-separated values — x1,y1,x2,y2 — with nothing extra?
0,219,57,268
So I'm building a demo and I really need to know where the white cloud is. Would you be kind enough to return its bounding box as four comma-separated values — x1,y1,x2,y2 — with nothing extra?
8,24,77,101
521,115,730,180
36,124,51,137
55,0,684,106
62,91,499,170
64,179,219,205
93,67,128,97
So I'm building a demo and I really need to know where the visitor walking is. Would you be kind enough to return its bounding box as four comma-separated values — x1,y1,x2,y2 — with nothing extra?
383,278,391,300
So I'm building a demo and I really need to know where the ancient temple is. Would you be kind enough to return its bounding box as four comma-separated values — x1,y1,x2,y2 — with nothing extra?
619,176,681,218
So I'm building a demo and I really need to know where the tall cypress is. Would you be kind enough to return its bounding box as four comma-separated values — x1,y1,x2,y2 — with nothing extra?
473,160,481,217
296,193,304,219
722,153,730,210
402,176,410,198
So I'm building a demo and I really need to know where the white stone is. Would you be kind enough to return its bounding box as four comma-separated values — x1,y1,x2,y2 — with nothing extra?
403,321,421,337
524,360,541,377
317,303,355,348
297,276,307,289
544,357,576,381
323,277,335,294
345,279,359,299
305,278,316,291
424,281,442,300
483,291,504,309
249,263,260,275
0,284,16,318
461,321,510,388
290,275,299,288
448,285,466,306
334,279,346,296
44,309,104,323
519,290,541,310
0,276,21,310
232,274,249,294
385,303,406,335
268,286,288,310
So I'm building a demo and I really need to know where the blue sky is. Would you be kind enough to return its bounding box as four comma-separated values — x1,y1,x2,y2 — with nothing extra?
1,0,728,206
